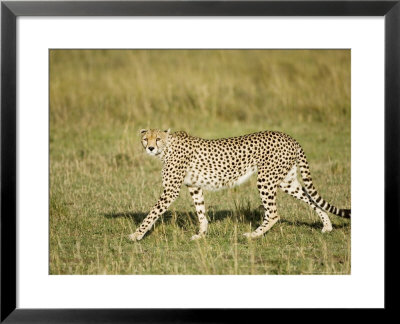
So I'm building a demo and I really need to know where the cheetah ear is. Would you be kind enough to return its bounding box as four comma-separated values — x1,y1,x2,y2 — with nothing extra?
139,129,148,135
164,128,171,134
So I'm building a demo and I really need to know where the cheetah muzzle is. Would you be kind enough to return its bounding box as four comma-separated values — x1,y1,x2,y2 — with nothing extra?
128,129,351,241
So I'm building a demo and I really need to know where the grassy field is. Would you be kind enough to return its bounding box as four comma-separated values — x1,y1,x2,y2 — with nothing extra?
50,50,351,275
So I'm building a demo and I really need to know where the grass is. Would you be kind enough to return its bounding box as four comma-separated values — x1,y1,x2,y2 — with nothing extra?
50,50,351,275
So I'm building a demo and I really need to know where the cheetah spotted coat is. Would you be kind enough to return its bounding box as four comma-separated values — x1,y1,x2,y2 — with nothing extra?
129,129,350,241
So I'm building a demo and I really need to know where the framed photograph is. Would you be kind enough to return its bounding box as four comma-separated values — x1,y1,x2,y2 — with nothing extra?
1,0,399,322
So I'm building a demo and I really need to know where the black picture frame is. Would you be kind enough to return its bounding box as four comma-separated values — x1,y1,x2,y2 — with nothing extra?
1,0,399,322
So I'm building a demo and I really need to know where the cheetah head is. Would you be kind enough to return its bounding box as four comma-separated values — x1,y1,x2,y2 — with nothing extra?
140,128,170,157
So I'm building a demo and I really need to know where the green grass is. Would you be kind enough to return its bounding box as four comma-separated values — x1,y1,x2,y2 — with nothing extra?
50,50,351,275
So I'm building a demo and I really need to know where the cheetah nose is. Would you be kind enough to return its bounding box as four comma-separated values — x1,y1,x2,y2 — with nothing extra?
148,147,155,152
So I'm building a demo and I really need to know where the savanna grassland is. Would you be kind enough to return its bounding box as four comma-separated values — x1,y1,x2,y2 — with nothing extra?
50,50,351,275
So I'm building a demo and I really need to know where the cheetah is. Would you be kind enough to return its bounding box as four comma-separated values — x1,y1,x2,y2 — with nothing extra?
128,129,350,241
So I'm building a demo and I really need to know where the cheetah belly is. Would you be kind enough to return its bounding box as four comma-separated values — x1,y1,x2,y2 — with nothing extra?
184,166,257,191
231,166,258,187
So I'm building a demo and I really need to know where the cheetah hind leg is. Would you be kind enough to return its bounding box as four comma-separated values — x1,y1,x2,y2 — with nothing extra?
188,186,208,240
244,172,280,239
279,164,332,233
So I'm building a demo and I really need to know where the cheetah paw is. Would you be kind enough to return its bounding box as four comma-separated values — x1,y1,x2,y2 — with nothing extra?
190,234,205,241
128,232,144,241
321,226,333,233
243,232,258,239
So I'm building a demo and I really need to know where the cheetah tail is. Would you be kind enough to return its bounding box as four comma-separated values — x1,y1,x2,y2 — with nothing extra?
297,147,351,218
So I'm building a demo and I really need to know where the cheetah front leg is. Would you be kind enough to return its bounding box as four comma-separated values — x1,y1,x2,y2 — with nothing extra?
187,186,208,240
128,187,181,241
129,162,187,241
244,169,280,239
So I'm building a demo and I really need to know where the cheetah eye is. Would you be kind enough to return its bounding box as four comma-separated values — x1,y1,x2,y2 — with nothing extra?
143,138,148,142
156,138,161,142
